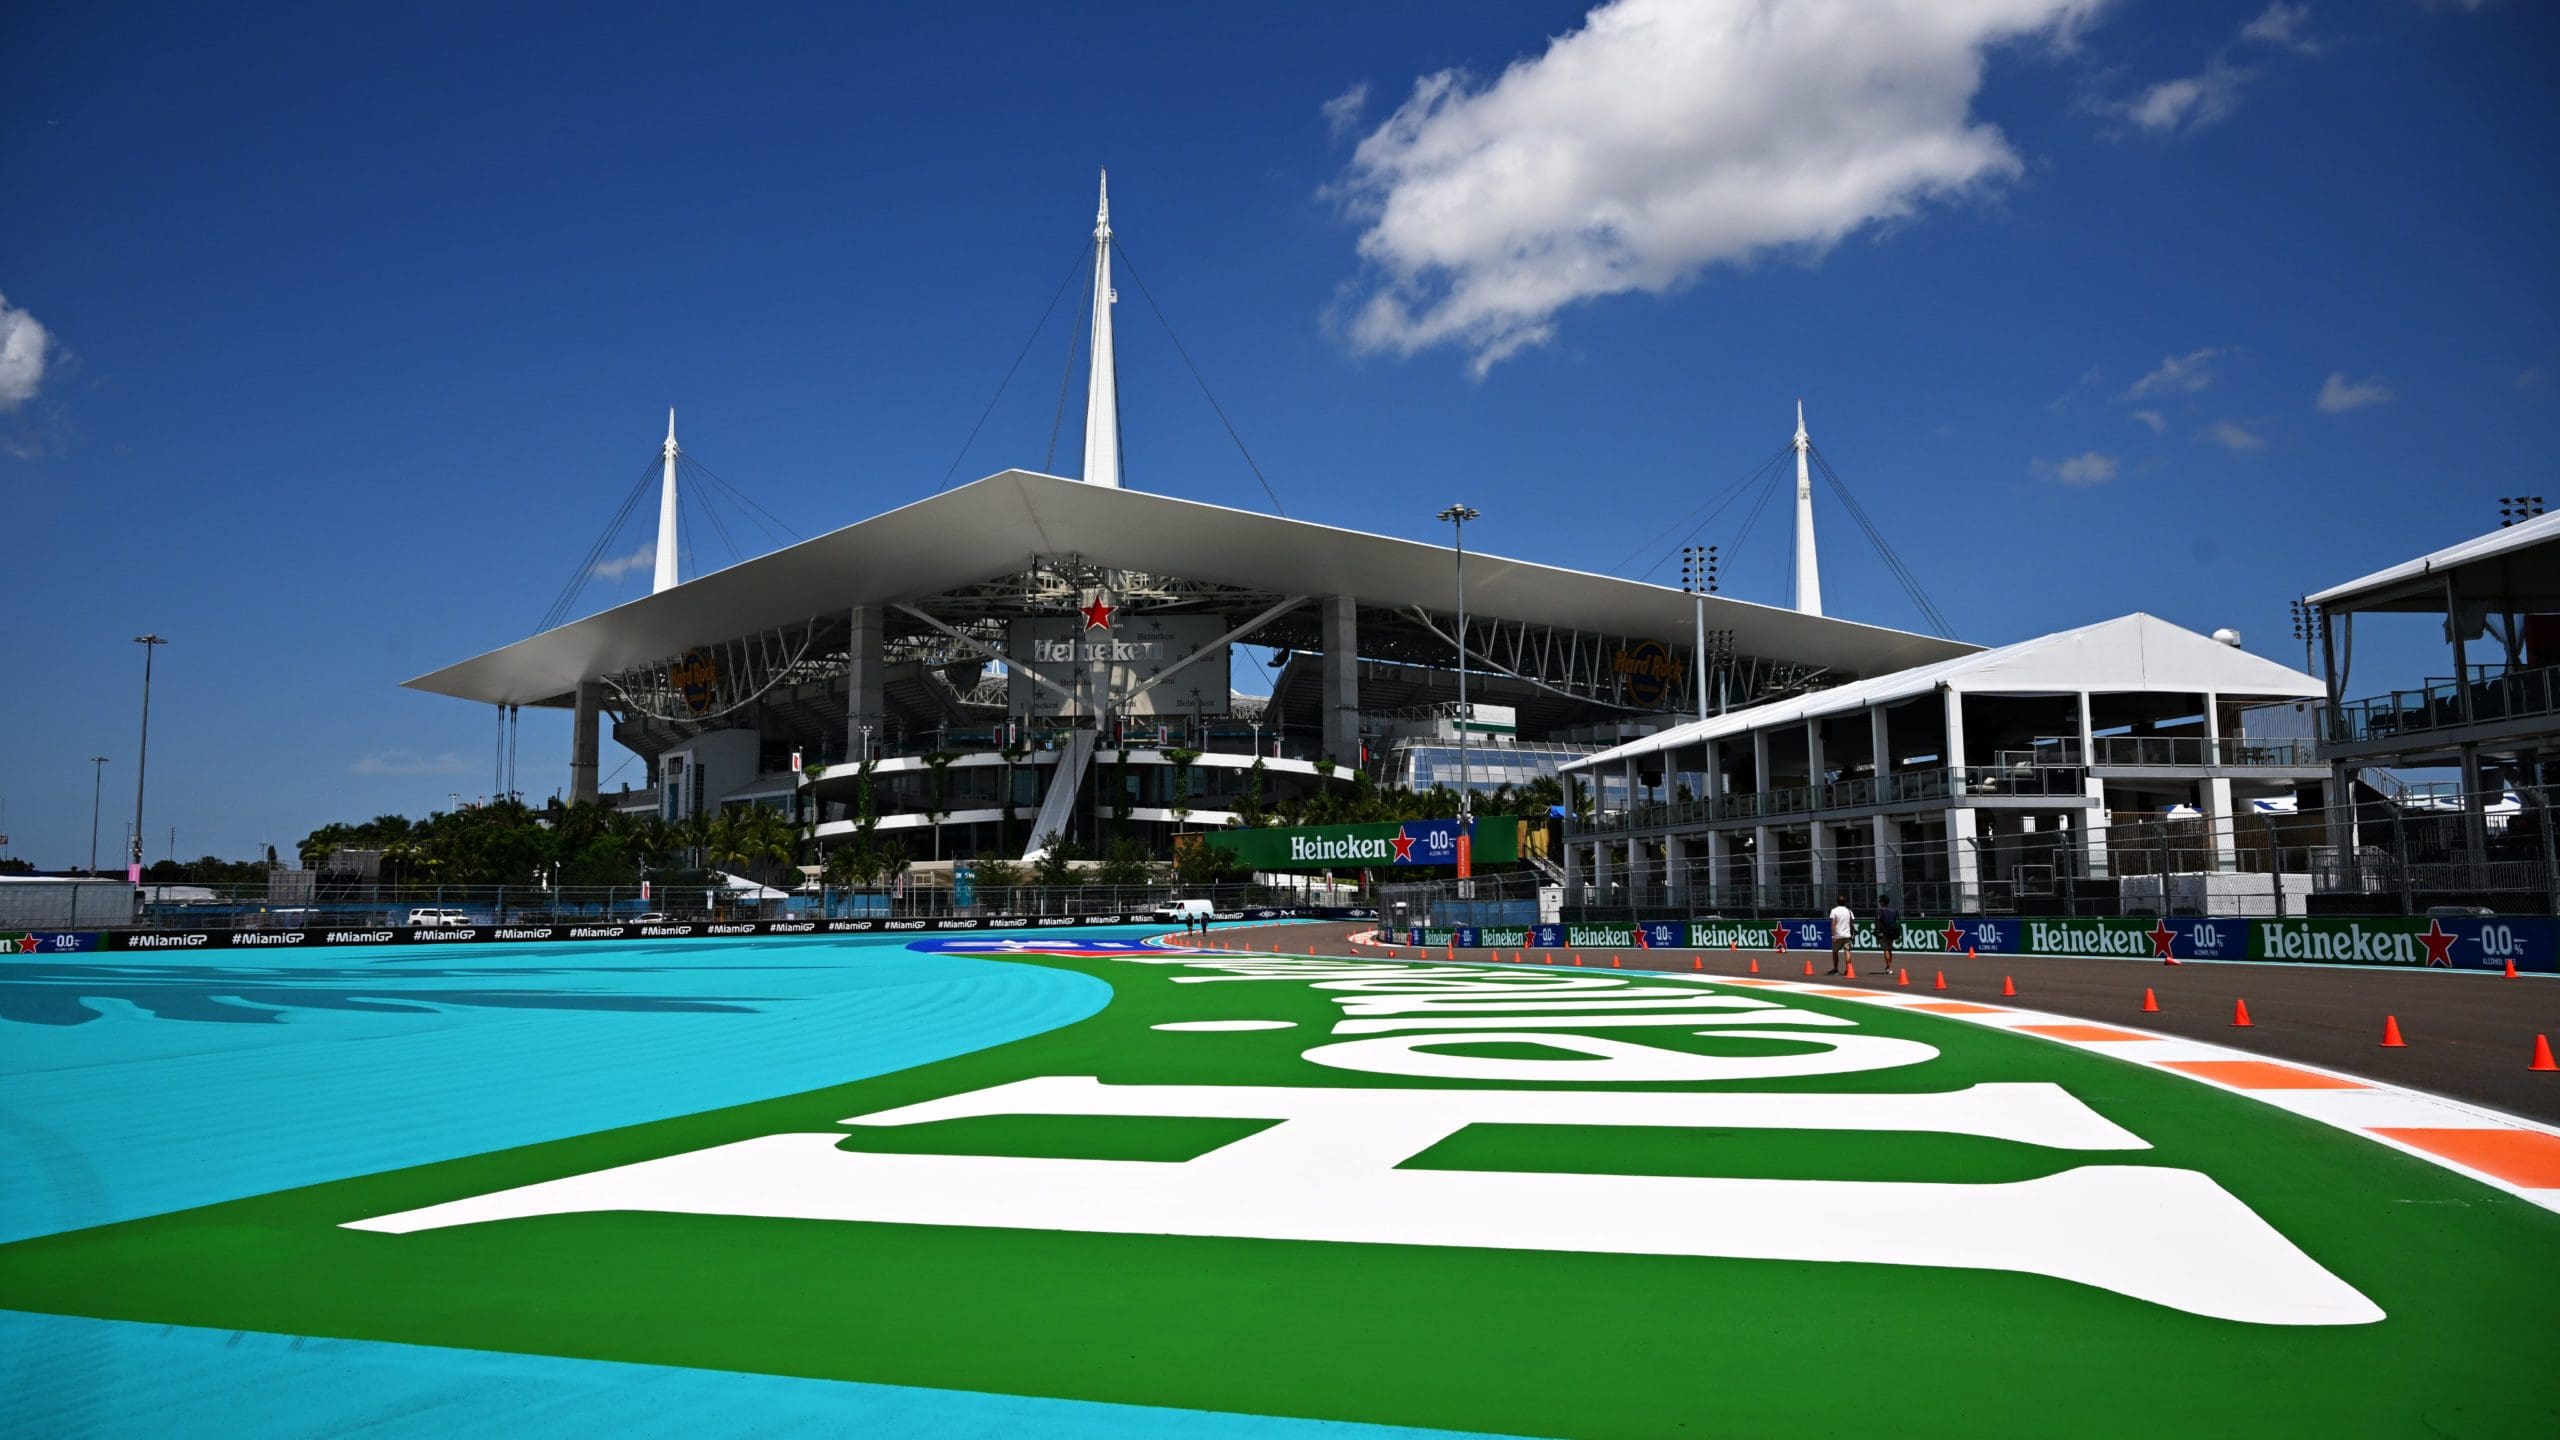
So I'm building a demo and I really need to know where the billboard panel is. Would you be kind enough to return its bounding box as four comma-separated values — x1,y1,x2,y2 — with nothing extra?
1006,612,1232,719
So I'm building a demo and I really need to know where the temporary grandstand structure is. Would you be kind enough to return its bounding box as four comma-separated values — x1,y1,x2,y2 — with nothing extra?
1559,613,2324,916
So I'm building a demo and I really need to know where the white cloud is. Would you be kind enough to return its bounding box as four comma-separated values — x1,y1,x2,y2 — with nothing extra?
1328,0,2100,375
590,543,655,579
2130,409,2167,432
2121,347,2220,400
350,749,481,777
1321,82,1371,140
2121,62,2252,135
2240,3,2316,52
0,293,52,410
2041,451,2120,486
2315,371,2394,413
2206,419,2268,451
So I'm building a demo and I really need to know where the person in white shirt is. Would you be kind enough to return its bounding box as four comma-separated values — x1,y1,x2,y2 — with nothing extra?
1827,895,1855,975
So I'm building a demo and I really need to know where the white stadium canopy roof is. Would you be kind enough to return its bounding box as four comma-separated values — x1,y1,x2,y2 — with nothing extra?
1561,613,2322,773
408,470,1974,707
2308,508,2560,613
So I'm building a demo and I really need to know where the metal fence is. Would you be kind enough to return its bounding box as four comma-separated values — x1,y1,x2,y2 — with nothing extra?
1542,783,2558,922
24,877,1373,932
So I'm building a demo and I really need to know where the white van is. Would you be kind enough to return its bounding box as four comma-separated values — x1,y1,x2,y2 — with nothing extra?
1151,899,1216,924
406,907,472,928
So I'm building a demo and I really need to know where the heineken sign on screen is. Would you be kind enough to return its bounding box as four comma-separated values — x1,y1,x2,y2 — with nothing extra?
1207,819,1517,870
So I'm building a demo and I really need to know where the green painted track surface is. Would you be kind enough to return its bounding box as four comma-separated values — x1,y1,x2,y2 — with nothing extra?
4,941,2556,1438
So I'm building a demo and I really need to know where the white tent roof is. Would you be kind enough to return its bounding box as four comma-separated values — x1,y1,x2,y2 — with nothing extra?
1562,613,2321,773
2308,509,2560,612
408,470,1972,707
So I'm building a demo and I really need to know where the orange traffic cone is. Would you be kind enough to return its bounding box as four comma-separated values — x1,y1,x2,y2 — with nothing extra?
2381,1015,2406,1048
1896,968,1910,986
1749,957,1761,974
1845,960,1857,978
2532,1034,2557,1071
1611,954,1621,968
1307,945,1315,956
1542,952,1554,965
1803,959,1815,976
2001,975,2017,997
1573,953,1583,967
2506,958,2519,979
1933,970,1947,990
1967,945,1977,959
2232,998,2253,1028
1730,940,1740,952
1516,949,1525,964
1693,957,1703,971
2141,987,2159,1013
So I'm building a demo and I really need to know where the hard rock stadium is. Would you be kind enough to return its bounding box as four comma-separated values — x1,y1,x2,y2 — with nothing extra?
7,177,2557,1440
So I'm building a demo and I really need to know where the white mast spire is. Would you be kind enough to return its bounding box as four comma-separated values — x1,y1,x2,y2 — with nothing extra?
1080,169,1123,490
653,407,681,594
1792,400,1822,616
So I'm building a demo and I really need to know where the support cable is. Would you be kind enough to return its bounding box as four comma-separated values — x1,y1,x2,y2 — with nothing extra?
1111,240,1288,516
1725,458,1796,584
539,454,667,633
932,242,1091,493
679,452,800,546
1617,444,1791,582
1046,266,1092,474
1808,446,1954,638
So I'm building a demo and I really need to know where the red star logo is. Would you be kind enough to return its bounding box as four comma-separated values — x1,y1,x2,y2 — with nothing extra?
14,934,36,954
1079,599,1116,631
1770,922,1789,951
2147,921,2179,960
2419,919,2459,967
1941,921,1967,952
1390,830,1416,862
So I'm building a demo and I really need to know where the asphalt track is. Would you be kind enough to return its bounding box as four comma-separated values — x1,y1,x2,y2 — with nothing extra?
1298,921,2560,1125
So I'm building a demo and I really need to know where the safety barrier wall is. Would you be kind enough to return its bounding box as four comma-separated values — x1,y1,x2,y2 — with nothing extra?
0,906,1376,956
1400,913,2555,974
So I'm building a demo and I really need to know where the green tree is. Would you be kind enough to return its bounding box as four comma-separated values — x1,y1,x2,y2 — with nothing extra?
1094,834,1155,888
1032,832,1083,891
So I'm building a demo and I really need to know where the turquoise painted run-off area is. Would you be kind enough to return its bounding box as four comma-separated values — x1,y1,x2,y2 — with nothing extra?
0,931,1115,1244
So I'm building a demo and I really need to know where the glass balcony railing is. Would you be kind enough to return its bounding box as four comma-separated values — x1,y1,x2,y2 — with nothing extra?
1569,764,2091,835
2085,736,2320,768
2329,664,2560,746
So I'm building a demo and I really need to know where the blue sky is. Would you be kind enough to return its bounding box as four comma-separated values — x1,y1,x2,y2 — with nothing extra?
4,0,2555,868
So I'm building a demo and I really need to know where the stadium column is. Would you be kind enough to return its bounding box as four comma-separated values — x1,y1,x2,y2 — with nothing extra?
2200,691,2236,871
1943,684,1978,908
1804,719,1829,896
1665,831,1688,910
1869,705,1899,896
2077,689,2110,877
1563,833,1584,909
1705,829,1729,910
1593,835,1614,904
847,605,884,762
570,679,601,805
1322,596,1360,769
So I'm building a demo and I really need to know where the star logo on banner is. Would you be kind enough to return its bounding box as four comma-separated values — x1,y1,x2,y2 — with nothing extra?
1940,921,1967,952
2147,921,2179,960
1079,599,1116,631
2419,919,2459,967
1389,830,1416,862
13,934,37,954
1770,922,1790,951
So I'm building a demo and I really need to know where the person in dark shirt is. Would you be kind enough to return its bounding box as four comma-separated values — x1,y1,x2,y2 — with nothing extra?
1876,892,1901,971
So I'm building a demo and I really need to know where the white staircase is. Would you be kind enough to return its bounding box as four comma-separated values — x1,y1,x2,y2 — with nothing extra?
1021,729,1098,861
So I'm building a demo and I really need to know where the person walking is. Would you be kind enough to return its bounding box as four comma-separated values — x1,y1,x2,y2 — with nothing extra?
1876,892,1901,972
1827,894,1855,975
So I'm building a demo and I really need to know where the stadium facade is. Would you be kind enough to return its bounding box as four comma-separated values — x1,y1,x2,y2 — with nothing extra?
405,177,2314,877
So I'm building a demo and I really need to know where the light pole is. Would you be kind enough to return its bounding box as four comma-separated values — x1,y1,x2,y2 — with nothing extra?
87,756,109,874
129,636,167,883
1436,504,1480,824
1680,545,1720,718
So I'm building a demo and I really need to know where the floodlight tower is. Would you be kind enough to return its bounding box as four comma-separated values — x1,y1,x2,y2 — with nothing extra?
653,409,681,594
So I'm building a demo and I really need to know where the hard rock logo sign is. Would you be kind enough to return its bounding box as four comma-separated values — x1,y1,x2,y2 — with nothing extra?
670,650,720,717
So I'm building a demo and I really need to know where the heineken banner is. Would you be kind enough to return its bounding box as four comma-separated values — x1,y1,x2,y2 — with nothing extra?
2250,916,2554,973
1206,819,1517,871
1403,914,2554,972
